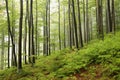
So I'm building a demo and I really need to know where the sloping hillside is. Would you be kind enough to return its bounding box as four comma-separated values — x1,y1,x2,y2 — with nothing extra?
0,33,120,80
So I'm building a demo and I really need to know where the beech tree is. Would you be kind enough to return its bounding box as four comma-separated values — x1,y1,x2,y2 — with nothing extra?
58,0,61,50
5,0,17,67
71,0,79,49
96,0,104,39
18,0,23,71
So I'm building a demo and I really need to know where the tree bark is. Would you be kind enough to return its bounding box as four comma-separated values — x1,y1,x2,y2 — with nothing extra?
96,0,104,39
63,7,66,48
77,0,83,48
5,0,17,67
68,0,72,48
71,0,79,49
58,0,61,50
30,0,35,64
18,0,23,71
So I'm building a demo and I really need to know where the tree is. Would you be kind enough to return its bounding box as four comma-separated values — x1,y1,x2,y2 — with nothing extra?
48,0,51,55
30,0,35,64
8,31,10,68
111,0,115,33
58,0,61,50
68,0,72,48
96,0,104,39
86,0,90,42
1,29,5,70
11,0,16,66
71,0,79,49
63,7,66,48
106,0,112,32
35,0,38,56
5,0,17,67
77,0,83,47
18,0,23,71
83,0,86,43
28,0,32,63
45,0,49,55
23,0,28,64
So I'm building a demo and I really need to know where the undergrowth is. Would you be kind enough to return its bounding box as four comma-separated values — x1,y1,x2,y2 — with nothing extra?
0,32,120,80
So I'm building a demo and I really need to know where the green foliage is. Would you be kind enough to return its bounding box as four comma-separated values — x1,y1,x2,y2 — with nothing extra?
0,67,16,79
1,32,120,80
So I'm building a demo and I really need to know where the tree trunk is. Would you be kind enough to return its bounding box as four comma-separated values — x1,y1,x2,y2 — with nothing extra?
107,0,112,32
5,0,17,67
48,0,51,55
24,0,28,64
83,0,86,43
18,0,23,72
71,0,79,49
30,0,35,64
86,0,90,42
1,30,5,70
63,7,66,48
68,0,72,48
77,0,83,48
28,0,32,63
96,0,104,39
35,0,38,56
58,0,61,50
111,0,115,33
8,32,10,68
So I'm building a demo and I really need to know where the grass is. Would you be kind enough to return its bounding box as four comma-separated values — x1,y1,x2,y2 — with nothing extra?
1,32,120,80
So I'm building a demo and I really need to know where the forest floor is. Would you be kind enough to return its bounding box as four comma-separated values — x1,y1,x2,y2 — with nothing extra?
1,32,120,80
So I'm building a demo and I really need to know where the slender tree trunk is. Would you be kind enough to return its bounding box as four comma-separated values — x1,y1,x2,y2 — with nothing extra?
18,0,23,72
58,0,61,50
48,0,51,55
111,0,115,33
71,10,75,47
71,0,79,49
105,1,109,33
30,0,35,64
43,15,46,55
43,1,49,56
35,0,38,56
8,33,10,68
77,0,83,48
5,0,17,67
1,30,5,70
90,10,93,40
86,0,90,42
96,0,104,39
68,0,72,48
24,0,28,64
24,17,27,64
45,0,49,55
28,0,32,63
83,0,86,43
63,7,66,48
107,0,112,32
11,0,16,66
